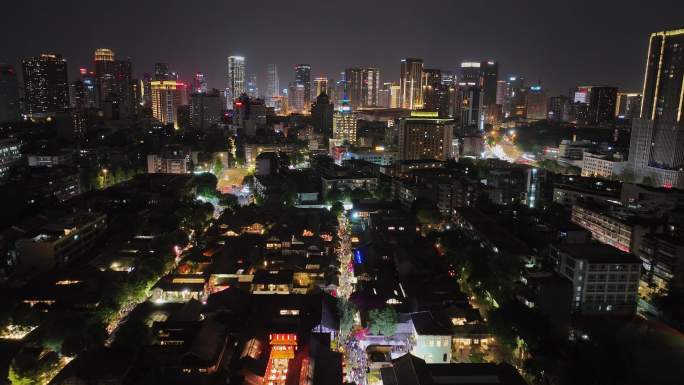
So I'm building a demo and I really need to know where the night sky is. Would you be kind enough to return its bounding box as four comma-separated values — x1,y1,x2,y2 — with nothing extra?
2,0,683,95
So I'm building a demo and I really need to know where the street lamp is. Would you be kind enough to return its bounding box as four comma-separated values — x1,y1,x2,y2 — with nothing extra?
102,168,108,187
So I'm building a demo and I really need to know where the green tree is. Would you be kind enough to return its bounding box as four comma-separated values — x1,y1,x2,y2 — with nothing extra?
193,173,219,199
7,365,32,385
212,157,224,176
368,307,397,337
113,168,125,185
412,198,441,225
330,201,344,217
337,299,357,336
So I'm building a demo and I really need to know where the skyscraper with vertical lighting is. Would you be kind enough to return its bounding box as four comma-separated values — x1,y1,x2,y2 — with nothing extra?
266,64,279,108
313,77,329,98
227,56,245,108
400,58,423,109
151,80,182,128
22,53,69,117
628,27,684,188
294,64,311,106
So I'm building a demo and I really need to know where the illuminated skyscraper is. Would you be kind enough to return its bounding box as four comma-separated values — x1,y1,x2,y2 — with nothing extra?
246,73,258,98
265,64,279,107
333,101,357,144
93,49,136,117
21,53,69,117
311,91,334,135
400,58,423,109
344,68,364,109
0,64,20,122
294,64,311,106
363,68,381,107
288,82,306,113
480,60,498,107
151,80,182,128
629,28,684,188
190,89,222,131
496,80,506,106
525,85,548,121
193,73,208,93
503,76,525,119
154,63,170,81
388,83,401,108
398,111,454,161
458,62,483,128
313,77,329,98
615,93,641,120
227,56,246,107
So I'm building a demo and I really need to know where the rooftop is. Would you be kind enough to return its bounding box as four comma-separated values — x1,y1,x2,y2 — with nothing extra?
556,243,641,264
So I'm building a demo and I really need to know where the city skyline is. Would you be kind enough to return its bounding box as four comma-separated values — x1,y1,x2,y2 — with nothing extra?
2,0,683,96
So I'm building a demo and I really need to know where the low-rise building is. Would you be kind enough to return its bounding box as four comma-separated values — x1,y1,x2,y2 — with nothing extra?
147,146,192,174
150,274,207,303
27,149,73,167
570,203,654,253
550,243,641,315
0,138,22,180
581,152,626,179
321,169,377,198
15,211,107,272
637,233,684,292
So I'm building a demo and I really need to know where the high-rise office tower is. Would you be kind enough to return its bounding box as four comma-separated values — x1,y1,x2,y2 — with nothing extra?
571,86,617,125
363,68,381,107
615,93,642,120
141,73,152,108
93,48,115,103
423,69,451,117
441,71,456,87
294,64,311,106
333,77,347,109
525,85,548,121
388,83,401,108
400,58,424,109
246,73,258,99
313,77,329,98
190,88,222,131
151,80,182,128
496,80,506,106
69,80,88,112
398,111,454,161
311,92,334,135
504,76,526,119
333,101,357,144
154,63,170,81
458,62,483,128
422,69,441,107
193,73,208,93
344,68,364,109
480,61,498,107
549,95,571,122
588,86,617,125
629,28,684,188
76,69,99,109
378,85,391,108
288,82,306,113
93,48,136,116
0,64,20,123
22,53,69,117
227,56,246,107
265,64,279,107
